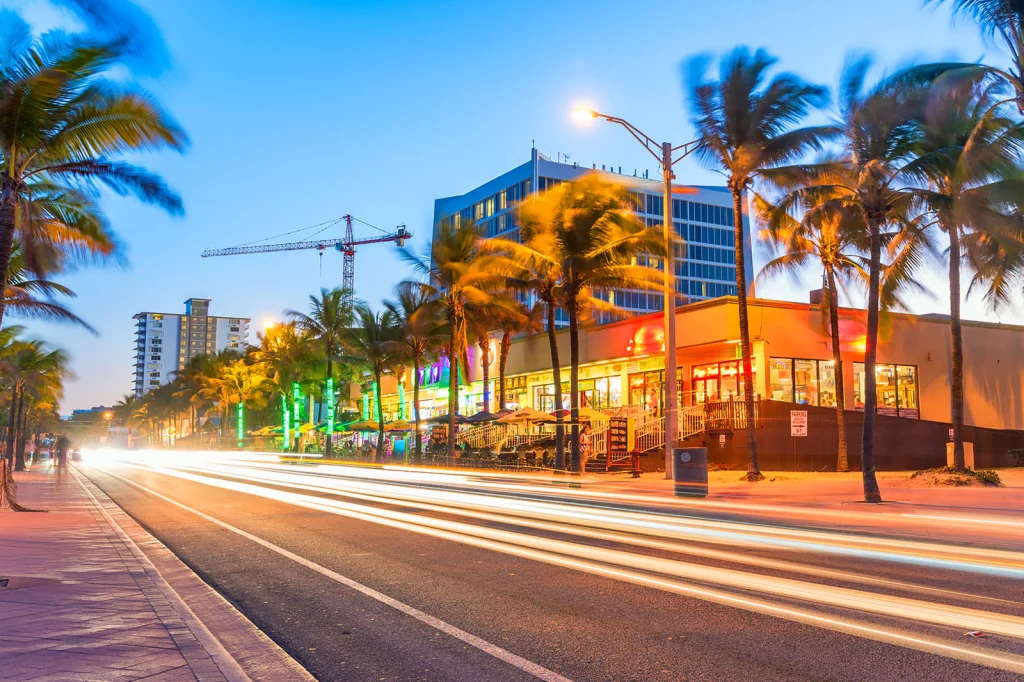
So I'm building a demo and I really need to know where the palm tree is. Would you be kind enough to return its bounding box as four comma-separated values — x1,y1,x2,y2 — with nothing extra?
345,304,400,460
287,288,352,458
4,247,94,331
466,297,521,415
903,79,1024,470
255,322,314,452
756,200,870,471
386,281,443,463
195,360,268,446
687,47,831,482
481,226,569,469
497,302,541,411
494,176,665,473
935,1,1024,111
0,339,69,470
112,393,139,444
0,29,187,328
762,59,949,501
402,223,504,463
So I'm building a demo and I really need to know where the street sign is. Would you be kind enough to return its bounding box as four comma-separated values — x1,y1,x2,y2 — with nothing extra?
718,434,726,446
790,410,808,437
949,428,954,441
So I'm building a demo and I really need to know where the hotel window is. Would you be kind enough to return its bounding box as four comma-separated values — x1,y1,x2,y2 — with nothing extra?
646,194,663,216
474,202,484,221
485,197,494,217
498,190,507,211
853,363,920,418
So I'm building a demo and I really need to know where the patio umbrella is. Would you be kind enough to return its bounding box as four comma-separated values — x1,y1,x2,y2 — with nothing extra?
297,423,318,434
550,407,610,423
249,425,275,436
384,420,412,432
497,408,556,425
428,413,470,425
346,419,381,432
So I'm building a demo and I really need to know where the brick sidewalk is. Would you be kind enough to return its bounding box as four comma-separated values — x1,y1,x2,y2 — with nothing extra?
0,466,314,682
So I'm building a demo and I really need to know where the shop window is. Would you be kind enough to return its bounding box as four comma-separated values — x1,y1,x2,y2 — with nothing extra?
794,359,818,405
853,363,920,418
692,359,756,404
819,361,837,407
769,358,793,402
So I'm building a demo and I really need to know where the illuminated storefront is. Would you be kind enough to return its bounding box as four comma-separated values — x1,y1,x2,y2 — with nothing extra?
374,296,1024,434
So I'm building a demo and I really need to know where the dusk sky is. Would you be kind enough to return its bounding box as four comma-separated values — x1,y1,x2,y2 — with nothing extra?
9,0,1020,412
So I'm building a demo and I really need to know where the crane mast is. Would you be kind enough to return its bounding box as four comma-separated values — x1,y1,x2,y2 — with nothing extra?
200,214,410,312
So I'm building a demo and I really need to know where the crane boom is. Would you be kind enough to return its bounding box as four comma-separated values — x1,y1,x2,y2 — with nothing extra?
200,215,410,311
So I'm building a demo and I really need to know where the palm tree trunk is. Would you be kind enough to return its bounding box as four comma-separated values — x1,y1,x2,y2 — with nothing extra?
547,302,565,470
861,214,884,502
731,187,762,481
826,266,849,472
413,357,422,464
12,390,25,471
375,371,385,462
499,330,512,411
446,319,457,465
479,338,490,414
15,410,27,471
0,178,20,329
947,224,966,470
568,300,581,475
324,355,333,460
6,387,20,466
4,387,17,467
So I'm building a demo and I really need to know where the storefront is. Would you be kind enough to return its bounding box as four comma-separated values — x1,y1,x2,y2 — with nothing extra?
691,359,758,404
854,362,919,418
768,357,838,407
534,374,623,411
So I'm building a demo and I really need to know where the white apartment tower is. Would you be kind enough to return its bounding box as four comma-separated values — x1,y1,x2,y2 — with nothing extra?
133,298,250,396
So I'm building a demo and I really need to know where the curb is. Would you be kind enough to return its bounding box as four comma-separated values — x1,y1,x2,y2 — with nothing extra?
73,466,316,682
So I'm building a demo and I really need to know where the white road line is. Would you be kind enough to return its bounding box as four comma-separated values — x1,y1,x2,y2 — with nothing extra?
98,468,573,682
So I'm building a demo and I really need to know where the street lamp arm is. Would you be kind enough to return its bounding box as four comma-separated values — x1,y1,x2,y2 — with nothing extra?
671,140,701,166
593,112,665,166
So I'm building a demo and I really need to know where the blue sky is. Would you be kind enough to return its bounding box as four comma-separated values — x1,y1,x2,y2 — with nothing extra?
8,0,1021,411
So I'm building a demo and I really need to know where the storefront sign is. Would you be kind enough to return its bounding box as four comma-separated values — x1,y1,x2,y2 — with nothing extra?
431,424,447,447
626,324,665,355
790,410,808,437
608,417,629,460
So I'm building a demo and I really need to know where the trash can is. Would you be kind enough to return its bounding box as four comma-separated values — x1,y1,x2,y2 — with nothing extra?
673,447,708,497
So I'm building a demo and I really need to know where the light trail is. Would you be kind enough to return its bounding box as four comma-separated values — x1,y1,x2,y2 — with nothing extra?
161,457,1024,579
97,463,1024,676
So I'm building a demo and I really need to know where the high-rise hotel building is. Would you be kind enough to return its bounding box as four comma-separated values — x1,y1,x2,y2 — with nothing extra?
433,149,754,326
133,298,250,396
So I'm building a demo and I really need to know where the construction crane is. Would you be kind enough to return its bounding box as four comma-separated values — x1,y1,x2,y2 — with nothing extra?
200,215,411,311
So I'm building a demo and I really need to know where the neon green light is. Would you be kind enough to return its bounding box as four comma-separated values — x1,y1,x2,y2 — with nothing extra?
237,403,244,447
326,378,335,436
362,391,369,420
282,395,290,450
398,380,406,421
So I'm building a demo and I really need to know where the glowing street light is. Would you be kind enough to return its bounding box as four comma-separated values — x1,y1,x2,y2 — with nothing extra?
574,106,699,478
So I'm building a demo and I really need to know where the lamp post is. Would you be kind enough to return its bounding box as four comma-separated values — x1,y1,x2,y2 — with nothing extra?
576,108,698,478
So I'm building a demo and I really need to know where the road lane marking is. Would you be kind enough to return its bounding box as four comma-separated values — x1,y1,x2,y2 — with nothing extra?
97,468,574,682
100,465,1024,677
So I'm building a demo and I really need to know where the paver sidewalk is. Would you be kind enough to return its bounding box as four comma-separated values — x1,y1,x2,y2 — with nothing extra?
0,465,314,682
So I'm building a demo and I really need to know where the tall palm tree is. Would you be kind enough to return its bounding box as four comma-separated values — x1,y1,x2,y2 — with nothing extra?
0,339,69,469
255,322,314,452
757,200,870,471
481,226,569,469
112,393,139,444
195,360,268,446
4,247,94,331
385,281,443,463
402,223,504,463
466,297,521,415
494,176,665,473
934,0,1024,111
903,79,1024,470
763,59,947,501
497,302,541,412
0,28,187,328
687,47,831,482
287,287,352,458
345,304,400,460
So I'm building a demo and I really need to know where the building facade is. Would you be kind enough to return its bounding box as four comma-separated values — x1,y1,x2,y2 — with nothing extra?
133,298,250,396
432,149,754,325
373,296,1024,469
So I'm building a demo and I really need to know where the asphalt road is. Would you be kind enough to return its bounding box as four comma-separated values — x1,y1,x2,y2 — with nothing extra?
82,458,1024,682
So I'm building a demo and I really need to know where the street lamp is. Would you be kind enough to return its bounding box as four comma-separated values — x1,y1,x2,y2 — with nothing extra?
575,107,699,478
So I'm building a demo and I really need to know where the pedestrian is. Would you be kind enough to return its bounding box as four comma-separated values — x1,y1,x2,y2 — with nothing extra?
579,424,592,473
54,435,69,469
